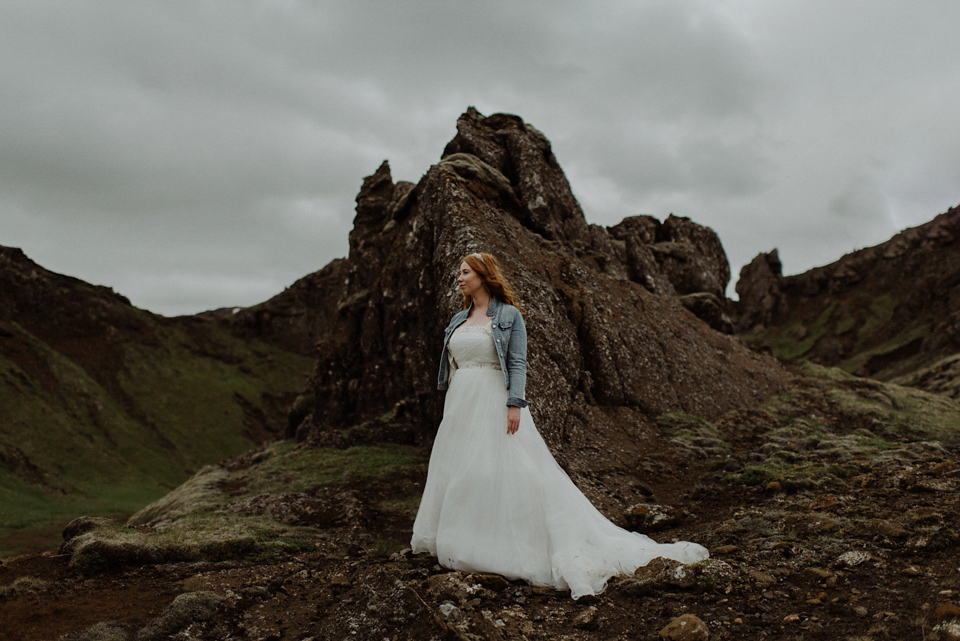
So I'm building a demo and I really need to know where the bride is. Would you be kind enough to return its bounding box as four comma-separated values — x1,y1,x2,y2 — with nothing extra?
411,252,708,599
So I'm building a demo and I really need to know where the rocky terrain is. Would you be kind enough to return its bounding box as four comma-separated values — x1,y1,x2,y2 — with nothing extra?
1,109,959,640
2,364,958,640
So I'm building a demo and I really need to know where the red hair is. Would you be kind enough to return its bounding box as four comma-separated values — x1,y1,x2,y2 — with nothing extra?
460,252,519,309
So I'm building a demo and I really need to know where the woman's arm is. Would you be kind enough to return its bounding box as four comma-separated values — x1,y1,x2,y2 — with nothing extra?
507,406,521,434
505,311,527,409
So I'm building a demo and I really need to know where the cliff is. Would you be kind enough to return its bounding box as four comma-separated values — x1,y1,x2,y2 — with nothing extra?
735,205,960,397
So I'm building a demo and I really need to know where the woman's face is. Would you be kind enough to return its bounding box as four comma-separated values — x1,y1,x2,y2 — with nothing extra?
457,261,485,299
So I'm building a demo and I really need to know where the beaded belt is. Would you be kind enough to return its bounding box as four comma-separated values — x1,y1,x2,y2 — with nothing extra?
459,361,502,370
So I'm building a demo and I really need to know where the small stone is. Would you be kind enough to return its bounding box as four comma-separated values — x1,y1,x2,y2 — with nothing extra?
808,494,838,510
771,542,792,551
438,602,461,622
712,545,738,556
907,535,932,549
861,518,911,539
781,514,838,536
765,481,783,493
572,605,599,630
929,460,956,475
749,571,777,587
935,602,960,618
329,572,351,586
853,606,869,617
906,507,942,526
427,572,482,603
467,573,511,591
629,557,697,594
659,613,709,641
625,503,684,533
802,567,834,581
531,586,553,595
783,613,800,622
835,551,873,567
903,565,923,576
733,618,743,624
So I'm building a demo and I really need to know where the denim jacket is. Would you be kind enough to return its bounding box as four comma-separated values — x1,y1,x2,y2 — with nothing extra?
437,297,528,408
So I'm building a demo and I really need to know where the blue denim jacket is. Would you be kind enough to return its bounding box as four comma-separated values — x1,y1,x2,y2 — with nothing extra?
437,297,528,408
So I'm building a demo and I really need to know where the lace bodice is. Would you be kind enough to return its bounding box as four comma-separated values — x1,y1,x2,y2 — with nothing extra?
449,323,501,370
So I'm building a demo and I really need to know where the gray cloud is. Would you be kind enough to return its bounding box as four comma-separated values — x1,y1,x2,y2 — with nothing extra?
2,0,959,315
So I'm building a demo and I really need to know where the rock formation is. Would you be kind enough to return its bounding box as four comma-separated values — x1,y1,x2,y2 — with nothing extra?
734,249,784,334
279,108,789,470
733,205,960,389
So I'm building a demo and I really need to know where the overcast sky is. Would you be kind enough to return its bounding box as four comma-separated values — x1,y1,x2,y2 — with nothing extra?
3,1,959,316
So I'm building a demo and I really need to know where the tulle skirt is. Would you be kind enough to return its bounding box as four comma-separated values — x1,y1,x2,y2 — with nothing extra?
411,366,708,599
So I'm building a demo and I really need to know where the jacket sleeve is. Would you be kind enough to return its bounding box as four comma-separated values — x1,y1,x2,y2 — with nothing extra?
448,351,458,381
505,311,528,408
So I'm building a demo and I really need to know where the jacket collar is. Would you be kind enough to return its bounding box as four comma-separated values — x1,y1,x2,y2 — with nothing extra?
466,295,502,317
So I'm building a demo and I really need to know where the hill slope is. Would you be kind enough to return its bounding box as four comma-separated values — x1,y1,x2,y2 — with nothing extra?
0,246,313,555
735,205,960,396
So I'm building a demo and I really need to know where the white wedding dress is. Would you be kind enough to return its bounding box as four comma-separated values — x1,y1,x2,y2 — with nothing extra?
411,322,708,599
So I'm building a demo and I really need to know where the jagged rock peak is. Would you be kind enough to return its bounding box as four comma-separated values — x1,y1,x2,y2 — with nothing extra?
440,107,590,243
734,249,784,334
287,109,789,461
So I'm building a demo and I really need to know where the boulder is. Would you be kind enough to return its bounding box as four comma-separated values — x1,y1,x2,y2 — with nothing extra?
679,293,734,334
659,613,709,641
624,503,685,533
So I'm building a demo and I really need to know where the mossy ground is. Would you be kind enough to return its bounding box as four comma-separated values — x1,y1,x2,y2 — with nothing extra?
659,363,960,492
59,440,426,570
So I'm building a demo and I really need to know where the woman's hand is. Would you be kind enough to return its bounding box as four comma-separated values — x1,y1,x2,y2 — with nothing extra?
507,406,521,435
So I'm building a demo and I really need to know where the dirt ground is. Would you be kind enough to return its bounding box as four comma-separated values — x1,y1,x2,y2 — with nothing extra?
2,445,959,641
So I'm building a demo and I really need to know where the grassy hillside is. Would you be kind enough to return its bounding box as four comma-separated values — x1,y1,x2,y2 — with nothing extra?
0,315,312,557
738,207,960,386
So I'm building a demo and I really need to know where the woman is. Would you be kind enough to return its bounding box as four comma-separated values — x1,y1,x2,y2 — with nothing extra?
411,252,707,599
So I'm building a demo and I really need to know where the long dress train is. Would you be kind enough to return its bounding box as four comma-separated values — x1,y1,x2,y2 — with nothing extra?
411,322,708,599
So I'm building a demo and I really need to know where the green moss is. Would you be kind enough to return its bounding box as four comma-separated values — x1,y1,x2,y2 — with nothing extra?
839,323,930,376
368,539,407,558
236,442,422,496
58,439,426,568
656,412,731,459
337,289,370,312
855,293,898,350
378,493,422,515
835,311,857,335
723,463,788,486
656,412,714,434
